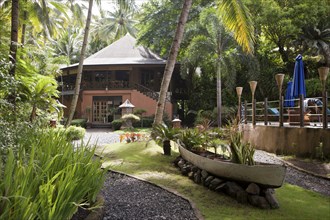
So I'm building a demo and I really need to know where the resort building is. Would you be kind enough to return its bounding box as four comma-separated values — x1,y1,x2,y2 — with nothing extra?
59,34,186,127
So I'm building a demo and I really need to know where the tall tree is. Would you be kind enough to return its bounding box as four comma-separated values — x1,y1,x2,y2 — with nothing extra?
9,0,19,76
153,0,254,125
65,0,94,126
153,0,192,125
92,0,137,43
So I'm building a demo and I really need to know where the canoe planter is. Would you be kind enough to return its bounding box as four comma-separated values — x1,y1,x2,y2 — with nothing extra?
178,145,287,188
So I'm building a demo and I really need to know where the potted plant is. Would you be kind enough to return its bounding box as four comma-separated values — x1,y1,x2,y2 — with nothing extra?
152,124,179,156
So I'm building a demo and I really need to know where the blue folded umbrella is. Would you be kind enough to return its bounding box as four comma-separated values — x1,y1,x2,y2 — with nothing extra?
284,81,294,107
291,54,306,98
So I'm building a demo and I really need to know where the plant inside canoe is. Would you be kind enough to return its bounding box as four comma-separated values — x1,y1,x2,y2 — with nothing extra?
151,124,179,156
229,131,255,165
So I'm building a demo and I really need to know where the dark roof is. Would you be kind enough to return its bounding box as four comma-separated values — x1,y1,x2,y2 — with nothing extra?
63,34,166,69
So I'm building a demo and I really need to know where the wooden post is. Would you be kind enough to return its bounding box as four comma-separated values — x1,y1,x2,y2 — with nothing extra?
244,100,247,124
280,95,284,127
252,98,256,126
264,98,268,125
299,94,304,127
323,92,328,129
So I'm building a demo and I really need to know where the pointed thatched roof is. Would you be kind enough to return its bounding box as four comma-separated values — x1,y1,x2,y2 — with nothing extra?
64,34,166,69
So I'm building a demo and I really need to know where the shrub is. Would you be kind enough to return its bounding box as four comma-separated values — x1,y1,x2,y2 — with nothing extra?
112,119,123,130
121,113,140,122
0,130,107,220
133,117,154,128
70,118,87,128
54,125,86,141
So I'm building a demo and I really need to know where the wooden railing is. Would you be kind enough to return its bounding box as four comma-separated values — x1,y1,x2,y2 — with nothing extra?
241,93,329,129
134,83,171,102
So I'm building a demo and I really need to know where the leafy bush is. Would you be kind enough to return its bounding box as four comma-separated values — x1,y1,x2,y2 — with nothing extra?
151,124,179,146
71,118,88,128
177,128,206,151
54,125,85,141
0,130,107,220
112,119,123,130
133,117,154,128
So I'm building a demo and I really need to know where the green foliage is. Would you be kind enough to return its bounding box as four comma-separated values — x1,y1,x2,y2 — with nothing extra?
71,118,88,128
134,108,147,116
132,116,154,128
0,130,106,220
229,131,255,165
176,128,206,151
54,125,86,141
112,119,123,130
151,124,179,146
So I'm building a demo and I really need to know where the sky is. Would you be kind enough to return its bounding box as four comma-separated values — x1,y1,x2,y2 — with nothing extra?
80,0,150,15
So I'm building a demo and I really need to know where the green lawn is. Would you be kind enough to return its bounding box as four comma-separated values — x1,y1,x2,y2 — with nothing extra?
95,141,330,220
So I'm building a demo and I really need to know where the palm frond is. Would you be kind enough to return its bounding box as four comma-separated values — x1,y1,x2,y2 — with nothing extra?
217,0,254,53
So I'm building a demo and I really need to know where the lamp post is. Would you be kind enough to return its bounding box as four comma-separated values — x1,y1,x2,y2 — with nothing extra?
275,74,285,127
318,67,329,129
249,81,257,126
236,87,243,123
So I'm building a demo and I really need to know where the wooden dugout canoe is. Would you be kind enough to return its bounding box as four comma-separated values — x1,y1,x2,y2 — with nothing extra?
178,145,287,188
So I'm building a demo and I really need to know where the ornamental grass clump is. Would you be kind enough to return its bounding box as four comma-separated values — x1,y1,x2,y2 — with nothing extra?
0,130,106,220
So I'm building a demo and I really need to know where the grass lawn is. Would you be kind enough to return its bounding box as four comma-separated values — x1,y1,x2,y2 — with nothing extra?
95,141,330,220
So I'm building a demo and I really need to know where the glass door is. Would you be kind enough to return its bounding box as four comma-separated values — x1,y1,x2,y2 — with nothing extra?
92,96,122,123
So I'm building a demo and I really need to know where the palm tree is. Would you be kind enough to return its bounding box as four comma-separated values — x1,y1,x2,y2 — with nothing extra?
9,0,19,77
153,0,193,125
27,76,61,122
92,0,137,43
65,0,94,127
153,0,254,125
191,8,236,127
300,24,330,67
21,0,68,44
53,27,83,64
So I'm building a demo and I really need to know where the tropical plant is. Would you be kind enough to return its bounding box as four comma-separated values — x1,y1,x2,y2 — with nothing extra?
55,125,86,141
0,129,106,219
92,0,137,42
151,123,179,155
153,0,192,125
151,123,179,146
23,75,62,122
66,0,94,127
177,128,206,152
153,0,254,125
112,119,123,130
229,130,255,165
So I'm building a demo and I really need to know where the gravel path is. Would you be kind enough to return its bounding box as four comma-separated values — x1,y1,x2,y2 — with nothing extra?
102,172,198,220
254,150,330,196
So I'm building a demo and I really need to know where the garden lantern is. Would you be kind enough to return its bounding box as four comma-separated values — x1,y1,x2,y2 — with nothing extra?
119,99,135,116
172,117,182,128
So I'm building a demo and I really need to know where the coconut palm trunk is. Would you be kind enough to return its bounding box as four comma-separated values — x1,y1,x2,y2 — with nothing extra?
153,0,193,125
65,0,93,127
9,0,19,76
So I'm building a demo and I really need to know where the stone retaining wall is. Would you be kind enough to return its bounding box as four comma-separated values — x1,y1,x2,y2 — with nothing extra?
174,157,280,209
